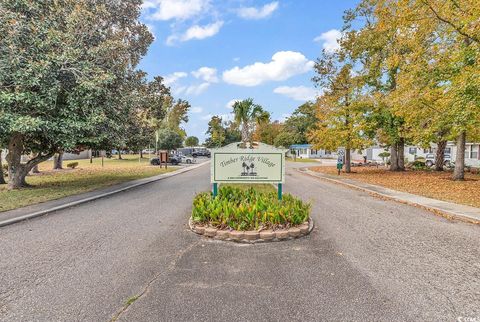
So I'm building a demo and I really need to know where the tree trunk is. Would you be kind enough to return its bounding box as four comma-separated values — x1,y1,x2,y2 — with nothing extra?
118,149,122,160
6,134,54,189
345,148,351,173
453,131,466,180
397,138,405,171
6,134,26,189
241,121,249,144
53,151,64,169
0,150,6,184
435,140,447,171
140,150,143,159
389,145,399,171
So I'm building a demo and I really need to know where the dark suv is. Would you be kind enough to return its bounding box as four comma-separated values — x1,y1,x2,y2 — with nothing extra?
192,149,210,158
150,155,181,165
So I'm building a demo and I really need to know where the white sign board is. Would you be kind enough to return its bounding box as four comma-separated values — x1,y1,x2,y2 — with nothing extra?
211,143,286,184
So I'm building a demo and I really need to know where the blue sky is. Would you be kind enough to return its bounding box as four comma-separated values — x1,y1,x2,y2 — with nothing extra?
139,0,358,142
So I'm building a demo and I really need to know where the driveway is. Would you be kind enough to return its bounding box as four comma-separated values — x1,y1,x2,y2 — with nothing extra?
0,162,478,321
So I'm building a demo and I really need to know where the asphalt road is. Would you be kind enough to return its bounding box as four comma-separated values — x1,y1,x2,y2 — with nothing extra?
0,162,479,321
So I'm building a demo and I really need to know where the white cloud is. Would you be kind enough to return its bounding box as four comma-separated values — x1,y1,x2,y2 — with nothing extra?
143,0,210,21
163,72,187,86
222,51,314,86
191,106,203,113
192,67,219,83
167,21,223,45
238,1,279,20
314,29,342,53
185,82,210,95
172,86,187,96
201,114,213,120
273,85,318,101
226,99,241,109
201,113,233,121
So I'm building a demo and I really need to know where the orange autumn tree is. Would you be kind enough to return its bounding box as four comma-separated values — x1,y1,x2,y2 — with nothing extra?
311,56,371,173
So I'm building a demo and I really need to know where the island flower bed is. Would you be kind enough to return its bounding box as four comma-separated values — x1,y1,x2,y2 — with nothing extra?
190,186,312,242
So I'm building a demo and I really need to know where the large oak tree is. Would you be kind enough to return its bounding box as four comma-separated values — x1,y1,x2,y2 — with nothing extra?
0,0,153,189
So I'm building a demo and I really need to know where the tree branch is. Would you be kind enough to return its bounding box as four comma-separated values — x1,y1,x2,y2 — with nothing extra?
25,152,55,171
422,0,480,44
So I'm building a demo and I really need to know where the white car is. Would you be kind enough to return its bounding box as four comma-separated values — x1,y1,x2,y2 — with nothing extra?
425,153,451,167
181,155,196,164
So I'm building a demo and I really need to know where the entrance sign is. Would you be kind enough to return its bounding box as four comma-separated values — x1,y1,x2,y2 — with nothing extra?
211,143,286,184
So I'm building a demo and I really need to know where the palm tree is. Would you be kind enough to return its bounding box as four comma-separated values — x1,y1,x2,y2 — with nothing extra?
232,98,269,144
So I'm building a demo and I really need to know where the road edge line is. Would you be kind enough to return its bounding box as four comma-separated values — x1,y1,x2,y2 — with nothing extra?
0,161,210,228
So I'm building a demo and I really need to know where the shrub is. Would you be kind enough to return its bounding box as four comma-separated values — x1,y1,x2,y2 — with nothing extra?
407,160,428,171
66,162,79,169
1,164,7,177
192,186,311,231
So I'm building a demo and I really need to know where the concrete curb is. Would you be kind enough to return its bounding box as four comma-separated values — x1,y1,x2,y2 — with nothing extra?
298,168,480,224
0,161,210,228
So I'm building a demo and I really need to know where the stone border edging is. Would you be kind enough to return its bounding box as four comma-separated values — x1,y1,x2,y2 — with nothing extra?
0,161,210,228
188,217,314,243
299,167,480,225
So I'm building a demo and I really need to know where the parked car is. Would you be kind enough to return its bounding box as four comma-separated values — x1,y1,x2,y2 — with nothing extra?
142,148,155,154
181,155,196,164
192,148,210,158
150,154,181,166
425,153,451,167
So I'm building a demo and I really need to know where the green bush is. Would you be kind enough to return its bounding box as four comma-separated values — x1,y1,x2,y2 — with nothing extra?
406,160,429,170
66,162,79,169
192,186,311,231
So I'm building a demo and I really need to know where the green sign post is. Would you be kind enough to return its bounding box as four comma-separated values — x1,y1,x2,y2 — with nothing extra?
337,149,345,175
210,142,287,200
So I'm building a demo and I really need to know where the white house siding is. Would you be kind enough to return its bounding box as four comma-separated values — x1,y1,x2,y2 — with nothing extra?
63,150,92,160
367,143,480,167
290,145,338,159
459,143,480,167
366,147,388,162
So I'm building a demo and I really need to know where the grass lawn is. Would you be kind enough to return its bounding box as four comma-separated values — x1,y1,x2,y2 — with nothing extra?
0,154,176,212
220,183,276,193
310,166,480,208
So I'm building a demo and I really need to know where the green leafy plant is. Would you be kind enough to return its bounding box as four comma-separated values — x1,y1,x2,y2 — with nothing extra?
192,186,311,231
407,160,428,171
66,162,79,169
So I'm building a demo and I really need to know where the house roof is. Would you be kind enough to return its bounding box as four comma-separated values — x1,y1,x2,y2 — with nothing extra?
290,144,312,149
